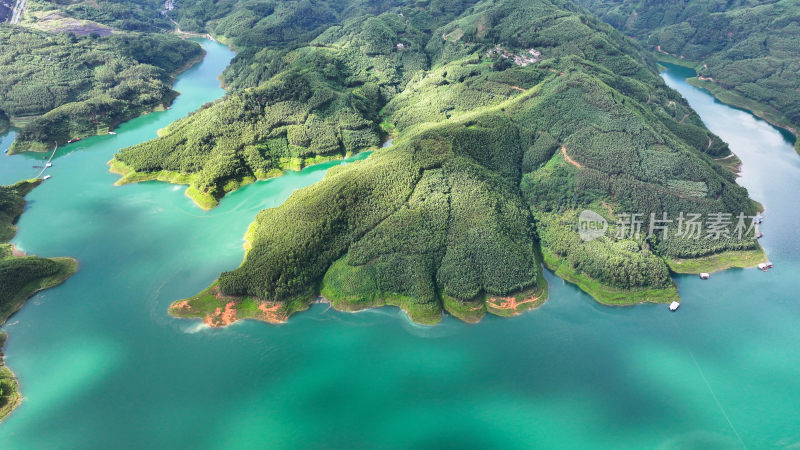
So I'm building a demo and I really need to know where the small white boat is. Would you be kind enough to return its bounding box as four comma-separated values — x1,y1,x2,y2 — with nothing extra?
669,301,680,311
108,131,116,135
45,163,52,168
758,262,773,271
43,175,52,180
699,273,710,279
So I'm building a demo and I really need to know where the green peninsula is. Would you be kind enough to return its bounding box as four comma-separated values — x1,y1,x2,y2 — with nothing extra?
109,0,765,325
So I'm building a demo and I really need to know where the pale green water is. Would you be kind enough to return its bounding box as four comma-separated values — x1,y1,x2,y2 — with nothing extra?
0,43,799,448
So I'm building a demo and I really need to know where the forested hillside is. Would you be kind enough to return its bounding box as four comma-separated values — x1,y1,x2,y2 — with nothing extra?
21,0,171,32
0,26,203,152
573,0,800,145
0,180,76,420
112,1,462,207
129,0,765,325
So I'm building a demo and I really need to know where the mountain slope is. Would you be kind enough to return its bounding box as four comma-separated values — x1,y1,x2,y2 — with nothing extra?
114,0,763,324
0,25,203,153
573,0,800,148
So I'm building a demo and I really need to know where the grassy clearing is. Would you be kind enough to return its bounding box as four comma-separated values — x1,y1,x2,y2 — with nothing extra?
668,248,767,274
169,284,220,320
28,10,113,36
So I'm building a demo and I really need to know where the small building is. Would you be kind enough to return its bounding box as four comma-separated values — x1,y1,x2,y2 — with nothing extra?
699,273,710,279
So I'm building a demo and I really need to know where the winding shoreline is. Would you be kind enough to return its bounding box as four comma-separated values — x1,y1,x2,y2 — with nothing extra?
0,258,77,422
657,57,799,153
168,282,550,327
109,150,375,210
6,44,207,155
686,76,800,153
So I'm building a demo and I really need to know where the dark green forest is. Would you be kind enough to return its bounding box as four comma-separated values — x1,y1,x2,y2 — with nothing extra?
0,0,774,322
573,0,800,141
115,0,767,323
0,26,202,152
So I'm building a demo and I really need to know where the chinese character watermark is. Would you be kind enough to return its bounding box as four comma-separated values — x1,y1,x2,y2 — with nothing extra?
578,210,763,242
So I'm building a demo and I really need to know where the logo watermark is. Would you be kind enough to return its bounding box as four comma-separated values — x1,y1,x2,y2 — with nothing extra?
578,210,763,242
578,210,608,242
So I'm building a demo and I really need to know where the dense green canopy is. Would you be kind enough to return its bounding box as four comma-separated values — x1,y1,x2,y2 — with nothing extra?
113,0,763,321
0,26,202,152
574,0,800,136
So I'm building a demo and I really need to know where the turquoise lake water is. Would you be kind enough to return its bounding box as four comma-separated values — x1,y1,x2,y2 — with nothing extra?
0,42,799,448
